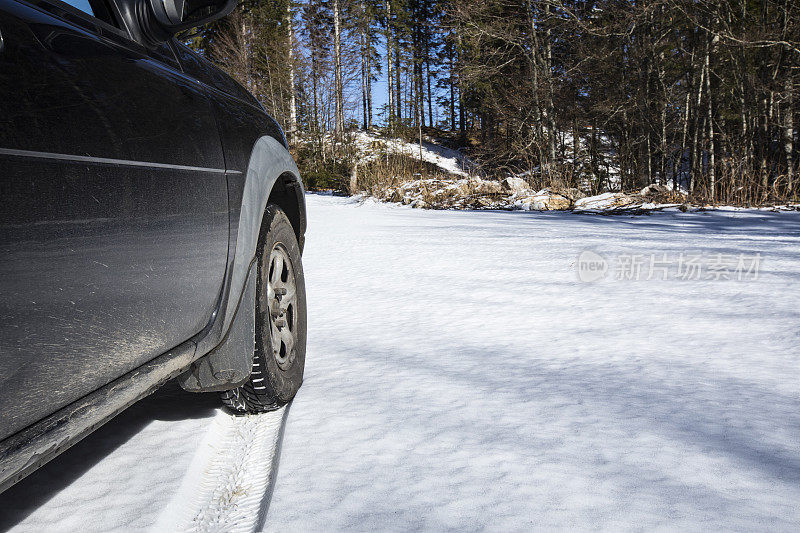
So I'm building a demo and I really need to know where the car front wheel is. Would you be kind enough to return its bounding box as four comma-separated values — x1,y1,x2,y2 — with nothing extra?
221,204,307,414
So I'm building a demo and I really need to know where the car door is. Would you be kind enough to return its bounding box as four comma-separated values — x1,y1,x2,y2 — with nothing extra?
0,0,229,439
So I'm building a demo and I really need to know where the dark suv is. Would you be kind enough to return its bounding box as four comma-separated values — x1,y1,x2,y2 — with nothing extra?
0,0,307,492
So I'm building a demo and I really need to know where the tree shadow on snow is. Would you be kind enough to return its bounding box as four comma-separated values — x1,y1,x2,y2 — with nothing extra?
0,381,219,531
344,339,800,490
505,208,800,238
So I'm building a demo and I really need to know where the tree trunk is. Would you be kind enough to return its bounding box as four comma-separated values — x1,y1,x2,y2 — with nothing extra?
572,117,580,185
659,52,667,186
426,55,433,128
705,35,715,201
396,39,402,122
526,0,544,162
677,81,691,191
360,0,368,129
784,76,794,193
287,3,297,142
761,94,769,195
333,0,344,140
590,123,600,191
366,22,372,129
457,32,465,138
448,40,455,131
691,53,705,195
311,48,319,136
544,4,556,163
646,133,653,186
412,22,423,129
385,0,394,127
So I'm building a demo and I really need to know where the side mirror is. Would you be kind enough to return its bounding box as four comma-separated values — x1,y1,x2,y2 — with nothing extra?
147,0,236,39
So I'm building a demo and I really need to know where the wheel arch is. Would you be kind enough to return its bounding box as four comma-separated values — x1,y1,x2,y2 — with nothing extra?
267,171,306,253
178,135,305,393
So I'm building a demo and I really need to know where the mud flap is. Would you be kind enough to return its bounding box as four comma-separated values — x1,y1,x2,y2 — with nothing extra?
178,262,257,393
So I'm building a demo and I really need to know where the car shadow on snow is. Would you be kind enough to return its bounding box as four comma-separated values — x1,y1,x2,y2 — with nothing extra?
0,381,219,531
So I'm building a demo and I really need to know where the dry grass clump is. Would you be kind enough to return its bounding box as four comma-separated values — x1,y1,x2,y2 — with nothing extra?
352,153,453,196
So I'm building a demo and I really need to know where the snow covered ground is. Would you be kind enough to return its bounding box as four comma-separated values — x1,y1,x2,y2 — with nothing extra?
3,194,800,531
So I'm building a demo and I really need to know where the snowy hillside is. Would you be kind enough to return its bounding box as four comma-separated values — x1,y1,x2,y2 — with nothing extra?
3,193,800,531
351,131,477,177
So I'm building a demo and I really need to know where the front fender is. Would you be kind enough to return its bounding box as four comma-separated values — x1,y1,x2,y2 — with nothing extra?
179,136,303,392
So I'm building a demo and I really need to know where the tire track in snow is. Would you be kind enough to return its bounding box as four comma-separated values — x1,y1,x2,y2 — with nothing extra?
153,405,290,532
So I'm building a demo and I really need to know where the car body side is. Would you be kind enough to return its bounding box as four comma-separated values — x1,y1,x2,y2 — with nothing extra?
0,0,305,492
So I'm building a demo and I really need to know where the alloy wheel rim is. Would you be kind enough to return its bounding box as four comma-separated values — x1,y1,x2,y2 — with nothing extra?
266,243,297,371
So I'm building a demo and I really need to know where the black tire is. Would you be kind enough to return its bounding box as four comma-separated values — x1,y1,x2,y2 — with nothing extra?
221,205,307,414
